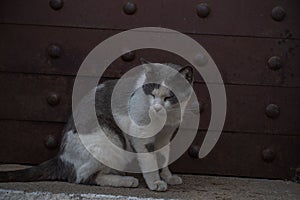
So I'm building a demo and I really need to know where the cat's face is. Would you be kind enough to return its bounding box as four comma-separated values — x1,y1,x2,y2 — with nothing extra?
142,83,177,112
141,63,194,114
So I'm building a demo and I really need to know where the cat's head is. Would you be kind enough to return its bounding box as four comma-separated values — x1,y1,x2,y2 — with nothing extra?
140,59,194,114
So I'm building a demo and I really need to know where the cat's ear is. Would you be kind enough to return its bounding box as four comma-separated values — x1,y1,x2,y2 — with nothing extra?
140,58,152,73
140,58,151,65
179,66,194,84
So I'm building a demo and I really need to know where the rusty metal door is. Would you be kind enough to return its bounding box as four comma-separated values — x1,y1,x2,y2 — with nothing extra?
0,0,299,180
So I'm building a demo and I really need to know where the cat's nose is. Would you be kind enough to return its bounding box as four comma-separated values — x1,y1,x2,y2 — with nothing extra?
153,104,163,112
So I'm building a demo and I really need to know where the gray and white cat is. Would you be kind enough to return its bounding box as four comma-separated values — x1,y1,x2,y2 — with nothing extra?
0,60,194,192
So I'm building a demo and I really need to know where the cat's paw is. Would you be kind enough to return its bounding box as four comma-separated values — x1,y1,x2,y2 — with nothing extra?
165,175,183,185
148,180,168,192
121,177,139,187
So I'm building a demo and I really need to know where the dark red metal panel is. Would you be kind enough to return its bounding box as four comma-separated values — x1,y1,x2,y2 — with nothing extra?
0,120,64,164
0,73,73,123
0,25,114,77
171,131,300,180
0,1,299,180
1,120,299,180
0,0,299,38
0,0,162,30
0,25,299,87
0,72,299,136
194,84,300,136
161,0,300,38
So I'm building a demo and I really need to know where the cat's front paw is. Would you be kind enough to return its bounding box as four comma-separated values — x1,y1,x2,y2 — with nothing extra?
164,175,182,185
148,180,168,192
121,177,139,188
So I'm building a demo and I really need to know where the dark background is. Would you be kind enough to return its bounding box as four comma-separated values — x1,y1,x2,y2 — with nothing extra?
0,0,299,180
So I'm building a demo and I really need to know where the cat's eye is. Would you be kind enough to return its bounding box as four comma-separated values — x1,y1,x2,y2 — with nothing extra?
164,96,172,101
164,94,175,101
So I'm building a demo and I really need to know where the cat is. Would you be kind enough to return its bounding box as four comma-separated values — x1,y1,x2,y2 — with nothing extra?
0,59,194,192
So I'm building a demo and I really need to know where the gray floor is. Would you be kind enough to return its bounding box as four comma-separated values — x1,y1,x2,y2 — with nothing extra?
0,164,299,200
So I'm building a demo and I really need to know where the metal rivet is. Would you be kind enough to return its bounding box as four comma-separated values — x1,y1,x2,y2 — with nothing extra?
268,56,283,70
188,145,200,159
265,104,280,118
121,51,135,62
49,0,64,10
262,148,276,163
47,93,60,106
47,44,61,58
196,3,210,18
194,53,208,67
271,6,286,21
123,2,137,15
45,135,58,149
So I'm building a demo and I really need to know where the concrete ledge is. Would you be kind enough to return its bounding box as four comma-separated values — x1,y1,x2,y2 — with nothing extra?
0,188,171,200
0,164,299,200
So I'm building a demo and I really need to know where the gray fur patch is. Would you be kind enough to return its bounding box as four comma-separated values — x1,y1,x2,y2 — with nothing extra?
0,157,76,183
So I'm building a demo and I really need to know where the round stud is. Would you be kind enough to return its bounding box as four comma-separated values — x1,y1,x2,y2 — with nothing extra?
268,56,282,70
121,51,135,62
49,0,64,10
188,145,200,159
45,135,58,149
271,6,286,21
261,148,276,163
196,3,210,18
47,44,61,58
123,2,137,15
194,53,208,67
47,93,60,106
265,104,280,118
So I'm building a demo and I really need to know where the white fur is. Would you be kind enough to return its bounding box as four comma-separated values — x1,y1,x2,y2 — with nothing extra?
60,129,133,183
60,131,100,183
97,83,105,90
94,174,139,188
135,73,146,90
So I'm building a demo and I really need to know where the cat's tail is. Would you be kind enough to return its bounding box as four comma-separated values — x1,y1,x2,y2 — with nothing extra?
0,156,65,182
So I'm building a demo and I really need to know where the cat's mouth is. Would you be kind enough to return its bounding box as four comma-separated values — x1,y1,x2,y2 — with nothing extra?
153,104,163,112
150,104,166,116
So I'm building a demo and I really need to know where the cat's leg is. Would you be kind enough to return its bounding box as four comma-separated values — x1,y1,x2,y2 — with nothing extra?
158,145,182,185
75,160,103,183
160,167,182,185
77,162,139,188
130,137,168,192
93,174,139,188
138,155,168,191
